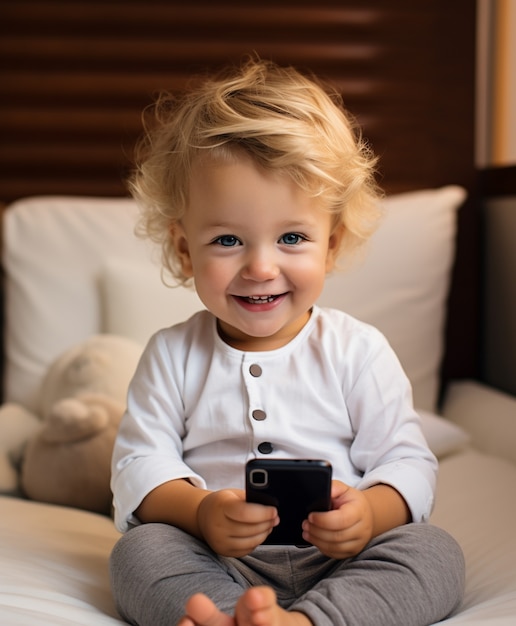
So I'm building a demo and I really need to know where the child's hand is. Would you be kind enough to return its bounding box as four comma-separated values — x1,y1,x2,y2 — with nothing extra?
302,480,411,559
197,489,279,557
301,480,374,559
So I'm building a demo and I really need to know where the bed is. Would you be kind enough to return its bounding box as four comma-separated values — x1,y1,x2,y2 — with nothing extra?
1,190,515,625
1,2,516,625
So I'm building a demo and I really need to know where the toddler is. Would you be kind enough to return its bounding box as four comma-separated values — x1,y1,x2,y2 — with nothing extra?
110,58,464,626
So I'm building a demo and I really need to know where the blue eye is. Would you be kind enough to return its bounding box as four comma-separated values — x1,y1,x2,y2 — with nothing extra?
280,233,304,245
214,235,240,247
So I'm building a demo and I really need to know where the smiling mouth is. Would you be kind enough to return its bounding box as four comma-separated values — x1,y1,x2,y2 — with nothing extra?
237,294,285,304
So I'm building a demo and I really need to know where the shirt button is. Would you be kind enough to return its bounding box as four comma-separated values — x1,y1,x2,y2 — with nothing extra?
258,442,273,454
249,364,262,377
252,409,267,421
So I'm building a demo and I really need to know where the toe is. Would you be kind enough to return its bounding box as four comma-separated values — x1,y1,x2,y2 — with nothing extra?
184,593,234,626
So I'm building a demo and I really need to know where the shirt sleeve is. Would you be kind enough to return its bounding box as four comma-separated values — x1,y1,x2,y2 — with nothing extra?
111,329,205,532
344,328,438,522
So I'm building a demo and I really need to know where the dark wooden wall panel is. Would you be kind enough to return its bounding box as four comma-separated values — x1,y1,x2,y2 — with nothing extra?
1,0,476,201
0,0,479,387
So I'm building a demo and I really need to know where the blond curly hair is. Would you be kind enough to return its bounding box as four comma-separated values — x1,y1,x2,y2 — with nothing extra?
129,57,382,284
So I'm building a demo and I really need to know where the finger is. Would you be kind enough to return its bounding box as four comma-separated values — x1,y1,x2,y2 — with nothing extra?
227,501,278,524
227,518,279,540
303,522,346,545
307,508,353,530
331,480,350,497
303,513,364,543
331,486,354,509
222,528,276,557
312,536,365,560
302,521,366,556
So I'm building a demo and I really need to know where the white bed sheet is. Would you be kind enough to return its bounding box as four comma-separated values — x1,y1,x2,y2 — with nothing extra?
431,449,516,624
1,446,516,625
0,497,122,625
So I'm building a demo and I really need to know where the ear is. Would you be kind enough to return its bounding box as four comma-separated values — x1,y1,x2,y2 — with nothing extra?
170,222,194,278
325,223,345,272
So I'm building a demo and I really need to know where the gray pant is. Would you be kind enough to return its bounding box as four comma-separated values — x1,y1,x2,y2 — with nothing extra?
110,523,464,626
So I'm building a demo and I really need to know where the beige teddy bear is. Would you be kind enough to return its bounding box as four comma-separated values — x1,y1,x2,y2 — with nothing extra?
17,334,143,515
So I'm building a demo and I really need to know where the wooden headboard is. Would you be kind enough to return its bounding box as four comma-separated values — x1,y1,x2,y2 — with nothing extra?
0,1,479,394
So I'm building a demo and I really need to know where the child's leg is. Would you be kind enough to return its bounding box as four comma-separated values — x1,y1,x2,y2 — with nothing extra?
291,524,465,626
110,522,464,626
110,523,254,625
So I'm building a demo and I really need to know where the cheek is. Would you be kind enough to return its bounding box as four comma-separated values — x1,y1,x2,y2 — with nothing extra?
295,255,331,296
193,257,233,290
292,251,329,278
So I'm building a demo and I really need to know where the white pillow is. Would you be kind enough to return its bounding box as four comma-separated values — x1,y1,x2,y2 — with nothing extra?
418,410,470,458
318,185,466,411
100,258,204,346
3,197,144,409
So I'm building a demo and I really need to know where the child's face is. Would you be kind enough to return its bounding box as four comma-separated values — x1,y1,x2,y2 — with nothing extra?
172,156,342,351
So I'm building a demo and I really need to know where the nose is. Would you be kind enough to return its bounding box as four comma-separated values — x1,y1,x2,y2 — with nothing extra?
240,246,280,282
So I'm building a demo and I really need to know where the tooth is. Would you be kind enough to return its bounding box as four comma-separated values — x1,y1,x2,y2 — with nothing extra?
246,295,275,303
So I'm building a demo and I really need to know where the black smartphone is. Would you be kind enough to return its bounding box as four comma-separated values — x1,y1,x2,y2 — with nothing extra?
245,458,332,546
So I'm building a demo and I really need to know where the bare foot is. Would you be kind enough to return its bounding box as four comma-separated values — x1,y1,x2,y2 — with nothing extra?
177,586,312,626
177,591,233,626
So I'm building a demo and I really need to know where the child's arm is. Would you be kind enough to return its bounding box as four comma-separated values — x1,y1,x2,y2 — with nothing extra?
302,480,410,559
363,483,411,536
135,478,279,557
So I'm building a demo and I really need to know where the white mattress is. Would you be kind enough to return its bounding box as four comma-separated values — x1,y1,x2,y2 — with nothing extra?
1,446,516,625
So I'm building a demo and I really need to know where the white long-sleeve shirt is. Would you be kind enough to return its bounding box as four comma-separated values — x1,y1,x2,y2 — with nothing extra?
111,306,437,532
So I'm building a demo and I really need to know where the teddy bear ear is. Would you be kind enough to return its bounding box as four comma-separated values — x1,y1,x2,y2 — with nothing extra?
42,398,111,444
